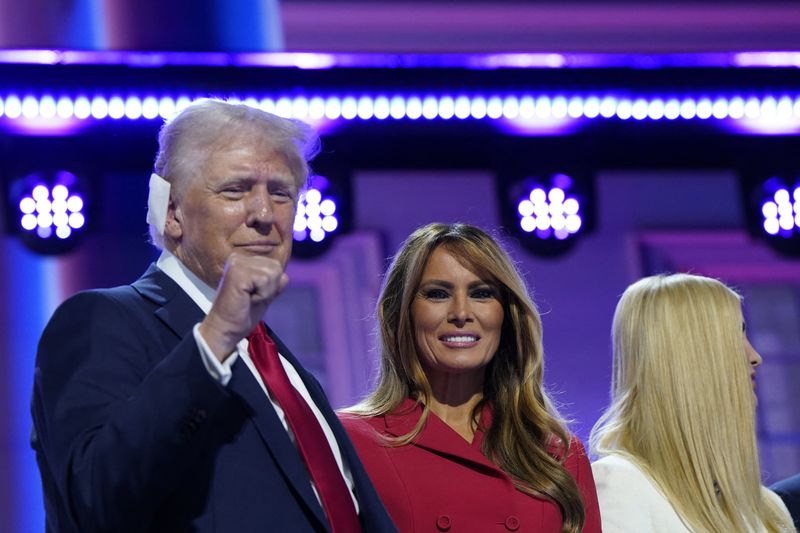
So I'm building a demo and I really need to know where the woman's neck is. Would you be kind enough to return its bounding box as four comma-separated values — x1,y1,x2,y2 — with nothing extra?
426,372,485,442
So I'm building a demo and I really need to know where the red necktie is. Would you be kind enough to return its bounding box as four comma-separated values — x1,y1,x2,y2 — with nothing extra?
247,322,361,533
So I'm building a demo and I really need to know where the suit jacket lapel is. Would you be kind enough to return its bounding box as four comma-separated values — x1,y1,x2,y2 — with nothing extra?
133,265,329,530
269,329,391,527
132,264,205,339
227,358,328,529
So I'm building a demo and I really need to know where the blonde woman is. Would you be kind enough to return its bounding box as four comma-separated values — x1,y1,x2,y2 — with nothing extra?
340,223,601,533
590,273,794,532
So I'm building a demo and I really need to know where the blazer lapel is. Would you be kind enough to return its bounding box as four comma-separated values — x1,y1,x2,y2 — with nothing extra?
384,399,504,477
132,264,205,339
133,265,329,529
226,358,328,529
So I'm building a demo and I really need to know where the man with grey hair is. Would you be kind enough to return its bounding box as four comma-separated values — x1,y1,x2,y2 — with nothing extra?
31,99,396,533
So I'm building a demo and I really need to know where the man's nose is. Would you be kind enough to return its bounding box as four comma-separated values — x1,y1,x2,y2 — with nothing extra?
247,187,274,227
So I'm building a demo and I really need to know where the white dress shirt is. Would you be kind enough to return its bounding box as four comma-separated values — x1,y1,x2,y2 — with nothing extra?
156,251,359,512
592,454,792,533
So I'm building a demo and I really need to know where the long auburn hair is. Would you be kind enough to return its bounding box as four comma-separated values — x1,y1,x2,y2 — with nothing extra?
591,273,793,532
347,222,585,533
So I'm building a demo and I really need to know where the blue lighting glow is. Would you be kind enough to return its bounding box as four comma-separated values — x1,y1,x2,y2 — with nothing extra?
1,93,800,135
17,176,85,240
760,179,800,237
1,49,797,71
293,177,339,243
516,174,583,240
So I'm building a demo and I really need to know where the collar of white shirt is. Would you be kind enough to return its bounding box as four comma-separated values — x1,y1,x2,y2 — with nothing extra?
156,249,215,315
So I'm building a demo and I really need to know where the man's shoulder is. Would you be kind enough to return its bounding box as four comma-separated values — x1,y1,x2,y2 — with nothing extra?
772,473,800,497
57,284,138,314
66,265,174,305
50,266,172,327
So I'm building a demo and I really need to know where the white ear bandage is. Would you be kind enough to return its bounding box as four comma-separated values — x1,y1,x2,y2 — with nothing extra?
146,173,171,236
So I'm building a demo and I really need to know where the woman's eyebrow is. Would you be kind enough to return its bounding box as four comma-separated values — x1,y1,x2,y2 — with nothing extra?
419,279,454,289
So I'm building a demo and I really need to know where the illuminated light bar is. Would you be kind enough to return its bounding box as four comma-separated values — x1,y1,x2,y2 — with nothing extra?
1,93,800,126
734,52,800,68
1,49,796,70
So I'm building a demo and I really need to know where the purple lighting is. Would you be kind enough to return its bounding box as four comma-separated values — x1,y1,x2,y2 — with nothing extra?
516,176,583,240
0,50,795,71
293,182,339,243
17,177,85,240
762,185,800,237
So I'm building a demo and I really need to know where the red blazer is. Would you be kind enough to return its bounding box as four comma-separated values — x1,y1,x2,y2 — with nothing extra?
341,399,602,533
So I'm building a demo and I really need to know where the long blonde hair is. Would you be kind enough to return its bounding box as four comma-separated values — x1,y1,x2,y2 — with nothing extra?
591,273,792,532
348,223,585,533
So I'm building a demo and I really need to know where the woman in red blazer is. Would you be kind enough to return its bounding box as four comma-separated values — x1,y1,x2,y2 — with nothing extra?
340,223,602,533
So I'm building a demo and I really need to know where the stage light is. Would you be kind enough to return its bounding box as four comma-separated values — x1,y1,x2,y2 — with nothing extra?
390,96,405,119
291,174,349,258
406,97,423,120
358,96,374,120
631,99,648,120
7,170,89,254
341,97,358,120
439,96,455,119
470,97,487,120
616,100,633,120
373,96,390,120
158,97,176,119
142,97,160,119
500,171,593,257
309,96,327,120
743,173,800,256
760,184,800,236
56,96,74,119
325,97,342,120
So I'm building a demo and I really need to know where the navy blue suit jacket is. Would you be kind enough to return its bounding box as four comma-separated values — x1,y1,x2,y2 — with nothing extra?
31,265,396,533
772,473,800,531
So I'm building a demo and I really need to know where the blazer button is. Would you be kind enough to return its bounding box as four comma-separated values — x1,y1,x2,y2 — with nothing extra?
435,514,452,531
504,515,520,531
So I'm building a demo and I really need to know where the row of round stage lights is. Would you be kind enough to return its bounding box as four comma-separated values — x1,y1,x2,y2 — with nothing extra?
517,186,582,240
761,186,800,236
293,187,338,243
19,184,85,239
1,94,800,122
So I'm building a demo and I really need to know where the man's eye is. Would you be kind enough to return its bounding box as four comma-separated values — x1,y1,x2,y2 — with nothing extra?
221,188,245,198
271,187,296,202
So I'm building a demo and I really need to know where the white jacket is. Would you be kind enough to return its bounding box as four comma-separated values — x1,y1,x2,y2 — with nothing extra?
592,454,793,532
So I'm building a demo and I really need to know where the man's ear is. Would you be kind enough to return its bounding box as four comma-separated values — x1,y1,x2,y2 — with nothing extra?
163,197,182,241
